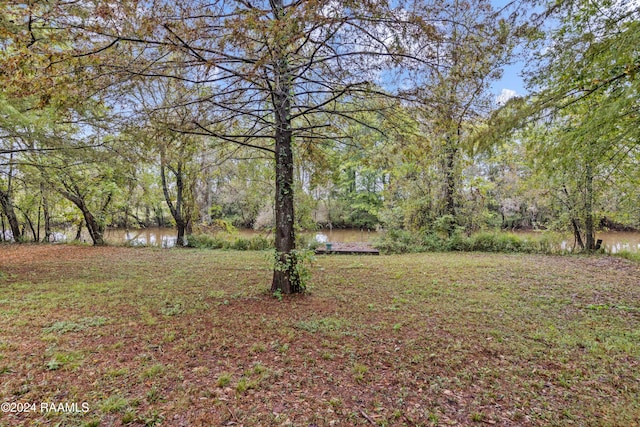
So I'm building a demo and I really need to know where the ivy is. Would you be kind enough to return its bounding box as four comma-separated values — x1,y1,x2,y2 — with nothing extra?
272,248,315,293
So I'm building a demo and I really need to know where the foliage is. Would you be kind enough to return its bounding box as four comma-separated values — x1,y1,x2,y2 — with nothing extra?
271,248,315,293
376,229,563,255
186,234,273,251
514,0,639,249
0,0,638,291
374,229,426,254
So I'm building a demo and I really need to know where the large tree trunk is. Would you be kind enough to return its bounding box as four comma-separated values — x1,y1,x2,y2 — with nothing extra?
272,114,299,293
441,134,459,237
561,184,585,251
84,211,105,245
1,145,21,241
0,189,21,242
584,162,595,250
176,218,186,247
19,208,37,242
571,218,585,251
270,0,301,294
160,156,187,247
59,190,106,246
75,222,83,241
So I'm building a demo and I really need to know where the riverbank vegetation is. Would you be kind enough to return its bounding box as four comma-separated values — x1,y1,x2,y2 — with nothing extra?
1,245,638,426
375,229,563,255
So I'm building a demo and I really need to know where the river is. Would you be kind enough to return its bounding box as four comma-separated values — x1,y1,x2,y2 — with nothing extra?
97,227,378,248
83,227,640,253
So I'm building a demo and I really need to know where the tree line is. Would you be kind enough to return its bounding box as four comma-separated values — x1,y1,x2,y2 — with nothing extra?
1,0,638,292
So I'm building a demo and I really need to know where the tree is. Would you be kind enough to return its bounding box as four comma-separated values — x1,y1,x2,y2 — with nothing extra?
472,0,640,247
38,131,130,246
29,0,440,293
0,188,21,242
126,76,208,247
0,112,21,240
411,0,514,232
0,95,74,243
523,0,640,249
0,2,117,243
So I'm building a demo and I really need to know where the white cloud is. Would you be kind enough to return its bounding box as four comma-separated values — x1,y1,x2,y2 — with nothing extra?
496,88,518,106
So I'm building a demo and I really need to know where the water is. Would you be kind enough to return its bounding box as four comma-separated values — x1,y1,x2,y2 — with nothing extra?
236,228,378,244
102,227,376,247
556,231,640,254
64,227,640,253
107,228,179,248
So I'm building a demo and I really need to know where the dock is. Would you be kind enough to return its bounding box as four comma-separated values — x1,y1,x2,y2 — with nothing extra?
314,242,379,255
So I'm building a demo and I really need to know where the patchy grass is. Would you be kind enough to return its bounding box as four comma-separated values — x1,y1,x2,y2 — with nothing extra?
0,245,638,426
615,250,640,263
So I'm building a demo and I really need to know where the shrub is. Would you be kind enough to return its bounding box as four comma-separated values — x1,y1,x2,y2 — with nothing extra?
248,236,273,250
230,238,251,250
433,214,456,236
187,234,273,251
535,233,563,254
469,232,498,252
186,234,227,249
378,229,564,255
375,229,422,254
446,230,472,251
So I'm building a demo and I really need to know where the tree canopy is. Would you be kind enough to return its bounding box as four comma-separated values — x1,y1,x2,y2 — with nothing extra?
1,0,638,291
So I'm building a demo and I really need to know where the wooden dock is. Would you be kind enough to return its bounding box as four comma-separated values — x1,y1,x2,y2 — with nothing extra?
314,242,379,255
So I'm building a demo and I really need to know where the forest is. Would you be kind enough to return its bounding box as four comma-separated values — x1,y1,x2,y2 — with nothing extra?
1,0,639,293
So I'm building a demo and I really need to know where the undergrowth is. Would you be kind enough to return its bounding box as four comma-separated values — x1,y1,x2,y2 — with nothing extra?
375,229,563,254
186,234,273,250
187,233,322,252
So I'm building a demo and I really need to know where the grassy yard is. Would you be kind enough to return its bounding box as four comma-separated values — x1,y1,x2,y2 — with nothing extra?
0,245,638,426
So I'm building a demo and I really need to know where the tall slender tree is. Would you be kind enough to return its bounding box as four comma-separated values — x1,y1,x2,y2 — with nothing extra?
412,0,513,232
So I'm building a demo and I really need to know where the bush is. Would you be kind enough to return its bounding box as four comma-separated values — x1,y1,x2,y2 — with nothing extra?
468,232,536,253
230,237,251,250
187,234,273,251
186,234,228,249
248,236,273,250
536,233,563,254
446,231,472,252
375,229,424,254
377,229,563,255
420,232,447,251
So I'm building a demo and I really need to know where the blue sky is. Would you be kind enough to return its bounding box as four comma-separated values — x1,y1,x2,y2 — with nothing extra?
491,0,531,101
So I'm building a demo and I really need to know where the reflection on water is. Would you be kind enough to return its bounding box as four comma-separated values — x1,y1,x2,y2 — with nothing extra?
587,232,640,253
112,228,177,248
64,227,179,247
100,227,377,247
518,231,640,254
236,228,378,243
69,227,640,253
